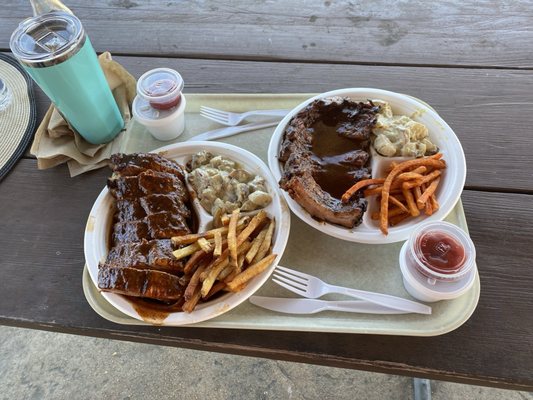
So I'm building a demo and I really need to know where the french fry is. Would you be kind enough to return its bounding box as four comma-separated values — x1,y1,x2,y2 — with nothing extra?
253,220,275,264
380,156,445,234
201,257,230,298
226,254,277,291
184,262,208,301
213,231,222,257
182,289,202,313
410,166,427,174
171,226,229,246
197,237,212,253
424,197,434,216
371,207,407,220
237,209,267,246
172,242,201,260
413,186,424,210
417,177,441,207
402,170,441,190
341,178,385,203
402,187,420,217
228,209,240,268
218,264,234,281
183,250,208,275
237,254,246,271
430,193,440,211
225,282,248,293
204,281,226,300
388,195,409,214
172,217,251,247
389,212,410,226
397,172,424,182
245,226,269,263
220,214,231,226
172,210,277,312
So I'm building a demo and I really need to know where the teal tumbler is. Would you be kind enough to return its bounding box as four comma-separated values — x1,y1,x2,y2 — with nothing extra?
10,11,123,144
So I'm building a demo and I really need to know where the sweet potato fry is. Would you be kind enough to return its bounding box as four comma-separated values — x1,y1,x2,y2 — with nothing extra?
388,195,409,213
402,187,420,217
402,170,441,190
413,186,424,210
380,155,445,234
397,172,424,182
430,193,439,211
417,177,441,207
389,212,410,226
341,178,386,203
424,197,434,216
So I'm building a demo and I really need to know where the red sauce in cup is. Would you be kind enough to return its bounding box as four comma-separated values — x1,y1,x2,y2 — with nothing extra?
146,79,181,110
416,231,466,274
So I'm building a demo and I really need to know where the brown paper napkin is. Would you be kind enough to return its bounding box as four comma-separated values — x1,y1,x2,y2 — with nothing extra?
30,52,137,177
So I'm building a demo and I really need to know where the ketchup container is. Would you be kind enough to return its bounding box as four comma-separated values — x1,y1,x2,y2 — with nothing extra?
399,221,477,302
136,68,183,110
133,68,186,141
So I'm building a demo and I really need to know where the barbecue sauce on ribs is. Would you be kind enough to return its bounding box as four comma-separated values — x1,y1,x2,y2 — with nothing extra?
98,153,196,321
279,97,378,228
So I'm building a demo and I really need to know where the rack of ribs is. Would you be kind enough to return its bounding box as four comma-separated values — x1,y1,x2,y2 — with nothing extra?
98,153,193,302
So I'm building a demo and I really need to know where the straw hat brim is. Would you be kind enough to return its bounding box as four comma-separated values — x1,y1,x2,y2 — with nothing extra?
0,53,37,181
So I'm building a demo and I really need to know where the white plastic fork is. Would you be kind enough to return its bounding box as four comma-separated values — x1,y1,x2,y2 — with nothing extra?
200,106,290,126
273,265,432,315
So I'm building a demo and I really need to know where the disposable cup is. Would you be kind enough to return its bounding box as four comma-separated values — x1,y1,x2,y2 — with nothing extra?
133,94,186,141
407,221,476,284
398,221,477,302
399,242,476,302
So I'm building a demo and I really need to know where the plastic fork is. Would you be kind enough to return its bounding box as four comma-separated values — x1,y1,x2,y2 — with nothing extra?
273,265,432,315
200,106,290,126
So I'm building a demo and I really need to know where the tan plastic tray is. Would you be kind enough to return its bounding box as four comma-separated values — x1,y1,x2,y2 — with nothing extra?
82,93,480,336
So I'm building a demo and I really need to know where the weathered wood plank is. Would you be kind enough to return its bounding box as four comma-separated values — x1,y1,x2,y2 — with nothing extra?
26,55,533,192
0,159,532,389
1,0,533,68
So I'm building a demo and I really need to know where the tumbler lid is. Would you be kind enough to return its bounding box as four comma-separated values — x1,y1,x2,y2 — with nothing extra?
10,11,85,67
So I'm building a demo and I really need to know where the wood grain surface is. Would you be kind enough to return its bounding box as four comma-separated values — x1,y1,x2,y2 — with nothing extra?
0,160,532,390
25,55,533,192
1,0,532,390
2,1,533,68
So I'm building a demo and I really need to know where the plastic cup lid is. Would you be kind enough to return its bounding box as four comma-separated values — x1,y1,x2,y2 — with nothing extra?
136,68,184,104
10,11,84,66
399,242,476,299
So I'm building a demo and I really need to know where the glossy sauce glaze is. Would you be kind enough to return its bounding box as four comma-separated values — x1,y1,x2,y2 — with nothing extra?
310,105,372,200
416,230,466,274
146,79,181,110
127,296,183,323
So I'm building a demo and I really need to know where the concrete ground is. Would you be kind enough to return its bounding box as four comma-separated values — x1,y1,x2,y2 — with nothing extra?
0,326,531,400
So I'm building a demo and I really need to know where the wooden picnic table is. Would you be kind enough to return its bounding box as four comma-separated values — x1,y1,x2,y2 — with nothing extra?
1,0,532,391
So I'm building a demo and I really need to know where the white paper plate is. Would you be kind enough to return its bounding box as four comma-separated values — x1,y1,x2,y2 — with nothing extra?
268,88,466,244
84,141,291,325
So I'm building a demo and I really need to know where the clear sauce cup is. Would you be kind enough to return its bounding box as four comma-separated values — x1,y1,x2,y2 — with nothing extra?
136,68,183,110
399,221,477,302
407,221,476,284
